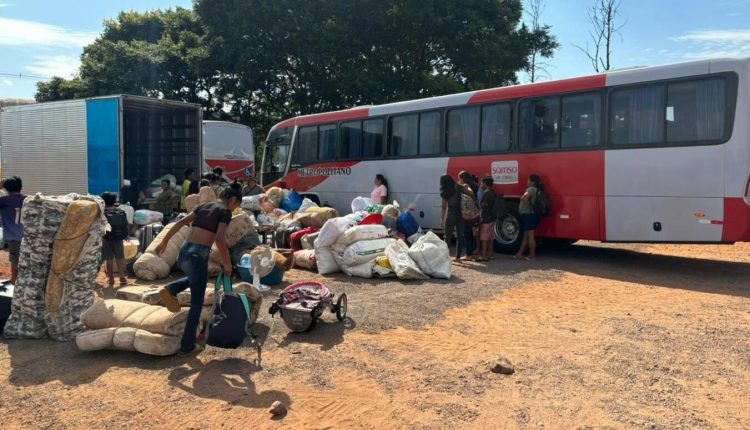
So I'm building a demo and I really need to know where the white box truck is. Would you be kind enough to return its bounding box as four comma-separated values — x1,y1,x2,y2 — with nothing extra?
0,95,203,196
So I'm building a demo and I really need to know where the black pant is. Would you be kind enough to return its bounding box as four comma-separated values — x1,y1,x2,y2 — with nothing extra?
444,212,465,259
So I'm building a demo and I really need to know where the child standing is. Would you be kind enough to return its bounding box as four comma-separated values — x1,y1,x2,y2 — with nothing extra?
0,177,26,283
478,176,496,261
101,192,129,287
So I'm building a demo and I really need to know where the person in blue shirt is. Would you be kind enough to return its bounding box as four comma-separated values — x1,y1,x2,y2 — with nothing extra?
0,177,27,283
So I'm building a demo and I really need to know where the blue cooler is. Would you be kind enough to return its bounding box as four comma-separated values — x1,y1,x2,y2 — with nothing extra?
237,265,285,286
397,211,420,236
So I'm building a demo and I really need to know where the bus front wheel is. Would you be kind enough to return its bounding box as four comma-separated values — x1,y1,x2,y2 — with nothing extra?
493,202,523,254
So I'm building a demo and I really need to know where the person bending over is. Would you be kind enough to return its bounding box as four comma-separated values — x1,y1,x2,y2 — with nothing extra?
157,182,242,355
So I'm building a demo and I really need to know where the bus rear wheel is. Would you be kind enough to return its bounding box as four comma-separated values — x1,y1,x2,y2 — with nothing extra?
493,202,523,254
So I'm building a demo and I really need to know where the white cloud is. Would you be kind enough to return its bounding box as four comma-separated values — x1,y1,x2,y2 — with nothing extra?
0,16,97,48
24,55,80,78
670,29,750,60
672,29,750,43
0,78,13,87
0,3,13,8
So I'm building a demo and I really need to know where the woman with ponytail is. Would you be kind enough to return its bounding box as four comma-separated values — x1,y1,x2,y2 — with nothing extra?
156,181,243,355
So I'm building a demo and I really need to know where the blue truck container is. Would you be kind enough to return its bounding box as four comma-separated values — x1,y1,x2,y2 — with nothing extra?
0,95,203,197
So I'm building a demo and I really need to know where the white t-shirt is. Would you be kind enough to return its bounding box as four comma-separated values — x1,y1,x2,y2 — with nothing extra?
371,185,387,204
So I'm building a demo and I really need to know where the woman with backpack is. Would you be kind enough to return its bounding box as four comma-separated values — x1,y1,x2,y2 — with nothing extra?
440,175,474,262
156,181,243,356
515,174,542,261
458,171,480,260
478,176,497,261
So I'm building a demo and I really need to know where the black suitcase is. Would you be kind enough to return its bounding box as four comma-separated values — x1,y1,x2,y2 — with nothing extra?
136,223,164,253
0,281,13,335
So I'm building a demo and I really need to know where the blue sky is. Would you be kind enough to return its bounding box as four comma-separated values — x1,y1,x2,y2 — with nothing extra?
1,0,749,100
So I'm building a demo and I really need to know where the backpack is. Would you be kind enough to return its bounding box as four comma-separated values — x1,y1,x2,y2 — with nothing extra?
532,186,551,216
104,209,129,241
492,194,507,219
461,193,480,221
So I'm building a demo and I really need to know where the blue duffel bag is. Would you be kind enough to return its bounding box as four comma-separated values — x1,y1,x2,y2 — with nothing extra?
206,274,254,349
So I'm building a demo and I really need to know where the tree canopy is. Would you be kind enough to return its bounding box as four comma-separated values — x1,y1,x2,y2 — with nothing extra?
35,0,557,146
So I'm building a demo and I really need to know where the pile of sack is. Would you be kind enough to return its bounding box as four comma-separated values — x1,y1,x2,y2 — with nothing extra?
293,196,451,280
4,194,108,341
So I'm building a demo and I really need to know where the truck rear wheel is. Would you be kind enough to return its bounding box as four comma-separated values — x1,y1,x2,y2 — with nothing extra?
493,202,523,254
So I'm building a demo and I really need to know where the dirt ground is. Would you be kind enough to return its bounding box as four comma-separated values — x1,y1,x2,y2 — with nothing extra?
0,241,749,430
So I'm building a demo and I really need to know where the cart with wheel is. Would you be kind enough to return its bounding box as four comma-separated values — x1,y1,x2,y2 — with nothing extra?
268,281,347,333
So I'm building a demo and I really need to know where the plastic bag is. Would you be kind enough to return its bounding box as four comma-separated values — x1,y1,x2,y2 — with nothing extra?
133,210,163,226
294,249,317,270
338,224,388,248
407,231,451,279
280,191,304,212
385,240,428,280
241,194,265,211
351,196,374,213
315,217,358,249
299,198,318,213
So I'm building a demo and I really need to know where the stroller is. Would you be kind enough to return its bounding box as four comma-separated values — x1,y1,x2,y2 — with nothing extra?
269,282,347,333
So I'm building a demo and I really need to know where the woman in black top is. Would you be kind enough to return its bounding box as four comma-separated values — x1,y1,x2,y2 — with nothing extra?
440,175,473,262
157,181,242,355
458,171,480,260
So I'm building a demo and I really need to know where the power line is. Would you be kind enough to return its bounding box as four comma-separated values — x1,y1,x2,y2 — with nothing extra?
0,72,54,80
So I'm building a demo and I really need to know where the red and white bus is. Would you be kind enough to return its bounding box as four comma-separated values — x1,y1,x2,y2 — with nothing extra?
261,58,750,253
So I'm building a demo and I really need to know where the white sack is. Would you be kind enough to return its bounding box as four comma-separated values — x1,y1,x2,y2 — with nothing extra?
337,225,388,248
315,247,340,275
386,240,428,280
351,196,374,213
294,249,317,270
315,216,358,249
341,238,395,267
341,260,375,278
241,194,265,211
298,197,318,213
408,231,452,279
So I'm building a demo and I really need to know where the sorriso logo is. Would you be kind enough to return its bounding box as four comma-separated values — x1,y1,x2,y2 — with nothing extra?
491,160,519,184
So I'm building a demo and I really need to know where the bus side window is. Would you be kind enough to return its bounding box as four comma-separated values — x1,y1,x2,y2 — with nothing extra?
519,99,560,150
667,79,725,143
363,119,384,158
390,114,419,157
561,93,602,148
610,85,664,145
297,126,318,163
340,121,362,159
318,124,337,161
447,107,480,153
481,103,511,152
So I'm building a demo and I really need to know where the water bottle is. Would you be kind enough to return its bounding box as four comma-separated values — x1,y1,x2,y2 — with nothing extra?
240,254,251,268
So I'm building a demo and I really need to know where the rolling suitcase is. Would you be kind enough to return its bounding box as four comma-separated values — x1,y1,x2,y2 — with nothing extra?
136,223,164,253
0,281,13,335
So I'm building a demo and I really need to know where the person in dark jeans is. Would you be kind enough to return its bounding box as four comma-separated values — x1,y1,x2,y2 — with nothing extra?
440,175,473,262
458,171,480,260
156,181,242,355
0,177,26,283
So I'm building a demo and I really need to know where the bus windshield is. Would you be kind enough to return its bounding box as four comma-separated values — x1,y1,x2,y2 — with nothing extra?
261,127,292,186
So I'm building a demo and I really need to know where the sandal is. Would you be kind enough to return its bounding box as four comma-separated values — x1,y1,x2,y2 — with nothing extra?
177,344,205,357
119,277,128,288
524,256,536,261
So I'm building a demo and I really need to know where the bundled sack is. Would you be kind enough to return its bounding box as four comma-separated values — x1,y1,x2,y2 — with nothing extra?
5,194,106,340
315,216,358,249
385,240,428,280
76,299,190,356
241,193,266,211
381,204,400,219
341,238,395,267
266,187,285,207
185,186,218,212
294,249,317,270
293,211,327,229
207,214,256,265
337,225,388,248
315,248,340,275
301,232,319,250
133,223,192,281
45,199,108,341
133,210,164,226
408,231,451,279
116,285,215,307
273,249,295,271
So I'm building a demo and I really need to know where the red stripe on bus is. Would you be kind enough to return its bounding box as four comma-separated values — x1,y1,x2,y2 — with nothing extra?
467,74,606,105
722,198,750,242
446,151,606,240
276,108,370,129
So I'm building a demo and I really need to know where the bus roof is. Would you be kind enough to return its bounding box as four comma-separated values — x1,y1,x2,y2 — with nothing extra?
273,57,749,130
